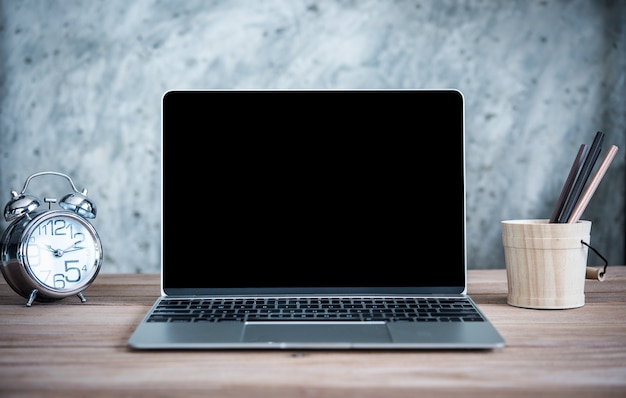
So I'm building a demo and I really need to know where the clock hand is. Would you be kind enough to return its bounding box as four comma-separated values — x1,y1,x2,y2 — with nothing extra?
61,245,85,253
44,244,84,257
45,245,60,253
45,245,65,257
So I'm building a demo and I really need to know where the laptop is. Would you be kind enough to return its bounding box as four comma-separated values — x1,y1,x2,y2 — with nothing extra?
127,89,505,350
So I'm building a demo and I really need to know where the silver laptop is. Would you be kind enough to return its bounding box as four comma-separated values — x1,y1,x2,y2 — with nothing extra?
127,89,505,350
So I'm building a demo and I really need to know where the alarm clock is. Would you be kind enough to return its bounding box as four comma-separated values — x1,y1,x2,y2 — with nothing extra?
0,171,103,306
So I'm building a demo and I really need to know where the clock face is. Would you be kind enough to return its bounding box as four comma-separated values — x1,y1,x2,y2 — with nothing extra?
22,212,102,292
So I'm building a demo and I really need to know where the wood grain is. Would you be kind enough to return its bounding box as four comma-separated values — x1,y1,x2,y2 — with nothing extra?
1,267,625,398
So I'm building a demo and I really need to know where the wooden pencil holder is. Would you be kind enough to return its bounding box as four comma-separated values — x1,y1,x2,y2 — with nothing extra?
501,219,591,309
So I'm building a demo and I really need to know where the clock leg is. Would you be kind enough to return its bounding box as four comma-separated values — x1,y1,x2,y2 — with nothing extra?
77,292,87,303
26,289,39,307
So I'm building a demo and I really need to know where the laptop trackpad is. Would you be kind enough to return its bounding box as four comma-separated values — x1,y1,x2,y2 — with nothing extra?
242,322,391,343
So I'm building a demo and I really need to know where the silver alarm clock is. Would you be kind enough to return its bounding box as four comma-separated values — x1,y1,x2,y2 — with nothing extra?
0,171,103,306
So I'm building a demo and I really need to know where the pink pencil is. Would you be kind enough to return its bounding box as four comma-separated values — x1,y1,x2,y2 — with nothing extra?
568,144,619,223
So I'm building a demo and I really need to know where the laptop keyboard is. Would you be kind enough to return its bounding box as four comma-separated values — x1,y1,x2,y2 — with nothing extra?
146,297,486,323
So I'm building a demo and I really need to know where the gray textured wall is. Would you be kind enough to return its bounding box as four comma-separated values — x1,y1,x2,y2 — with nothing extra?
0,0,624,273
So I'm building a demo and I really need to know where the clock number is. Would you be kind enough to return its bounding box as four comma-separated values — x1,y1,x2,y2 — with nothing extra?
53,219,67,236
39,270,52,283
27,238,41,267
36,219,66,236
64,260,81,283
53,274,66,289
36,219,80,236
73,232,85,245
52,260,82,289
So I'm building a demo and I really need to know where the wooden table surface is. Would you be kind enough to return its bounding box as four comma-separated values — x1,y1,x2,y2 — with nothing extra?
1,266,626,398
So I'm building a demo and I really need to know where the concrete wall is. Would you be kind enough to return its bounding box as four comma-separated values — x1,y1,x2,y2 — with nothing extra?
0,0,624,273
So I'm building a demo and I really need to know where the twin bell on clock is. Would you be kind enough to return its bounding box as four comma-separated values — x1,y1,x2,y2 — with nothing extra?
0,171,103,306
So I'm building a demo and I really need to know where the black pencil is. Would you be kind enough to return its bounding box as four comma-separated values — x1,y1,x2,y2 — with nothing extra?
549,144,588,223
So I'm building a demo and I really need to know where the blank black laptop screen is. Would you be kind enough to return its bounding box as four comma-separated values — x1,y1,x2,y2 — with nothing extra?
162,90,465,294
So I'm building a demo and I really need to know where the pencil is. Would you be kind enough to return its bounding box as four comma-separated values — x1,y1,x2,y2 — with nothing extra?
558,131,604,223
567,144,619,224
549,144,588,223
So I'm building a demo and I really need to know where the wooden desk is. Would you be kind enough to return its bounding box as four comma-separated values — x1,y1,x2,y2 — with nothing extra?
1,267,625,398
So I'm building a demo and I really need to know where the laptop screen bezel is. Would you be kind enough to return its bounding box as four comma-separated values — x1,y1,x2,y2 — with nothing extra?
160,89,467,296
